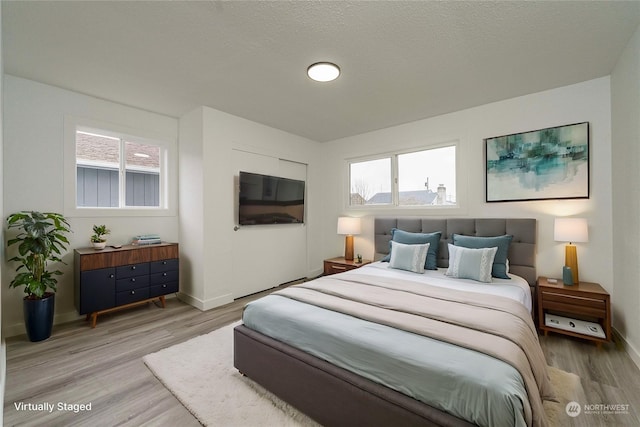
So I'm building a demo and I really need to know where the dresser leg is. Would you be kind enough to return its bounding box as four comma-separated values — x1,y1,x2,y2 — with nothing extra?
159,295,166,308
91,313,98,328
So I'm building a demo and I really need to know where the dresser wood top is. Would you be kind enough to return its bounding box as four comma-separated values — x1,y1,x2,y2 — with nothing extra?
75,242,177,256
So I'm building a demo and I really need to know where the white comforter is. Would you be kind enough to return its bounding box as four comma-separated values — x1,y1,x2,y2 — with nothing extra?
346,261,533,312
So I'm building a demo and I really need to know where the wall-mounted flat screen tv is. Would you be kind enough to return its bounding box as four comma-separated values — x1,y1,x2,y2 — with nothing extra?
238,171,305,225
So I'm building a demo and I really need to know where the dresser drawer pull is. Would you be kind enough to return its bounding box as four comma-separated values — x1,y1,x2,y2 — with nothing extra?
162,261,167,265
332,265,347,270
131,278,136,282
130,290,135,295
162,284,167,288
131,266,136,270
109,274,114,279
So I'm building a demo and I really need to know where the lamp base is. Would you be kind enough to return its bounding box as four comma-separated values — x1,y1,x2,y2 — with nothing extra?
344,235,354,261
565,244,579,284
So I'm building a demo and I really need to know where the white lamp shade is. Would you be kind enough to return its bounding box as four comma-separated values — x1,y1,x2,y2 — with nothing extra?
554,218,588,243
337,217,361,235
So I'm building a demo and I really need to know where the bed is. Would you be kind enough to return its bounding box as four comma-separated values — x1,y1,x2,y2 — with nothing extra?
234,218,551,427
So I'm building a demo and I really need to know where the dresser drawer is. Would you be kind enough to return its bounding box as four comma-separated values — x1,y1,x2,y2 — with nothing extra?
116,287,149,306
150,270,179,285
150,259,179,273
116,262,150,279
116,275,149,292
149,282,179,298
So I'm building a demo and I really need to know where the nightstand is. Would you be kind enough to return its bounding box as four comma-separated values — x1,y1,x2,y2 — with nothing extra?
323,257,372,276
537,276,611,346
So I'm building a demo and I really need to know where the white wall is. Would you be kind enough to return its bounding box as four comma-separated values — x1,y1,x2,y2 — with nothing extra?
178,106,323,310
321,78,613,295
611,24,640,368
0,1,6,418
2,76,179,337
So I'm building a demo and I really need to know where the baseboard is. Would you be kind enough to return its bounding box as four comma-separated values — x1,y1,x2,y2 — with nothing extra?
307,268,323,278
176,291,234,311
4,310,84,338
613,327,640,371
0,338,6,422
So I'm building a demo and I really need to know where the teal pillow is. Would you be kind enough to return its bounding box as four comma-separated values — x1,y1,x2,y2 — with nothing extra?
445,244,497,283
389,241,429,274
452,234,513,279
381,229,441,270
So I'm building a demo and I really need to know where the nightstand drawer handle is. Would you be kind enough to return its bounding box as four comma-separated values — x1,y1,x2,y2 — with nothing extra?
332,265,347,270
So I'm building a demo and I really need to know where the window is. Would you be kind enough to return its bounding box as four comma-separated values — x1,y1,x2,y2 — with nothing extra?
75,127,164,209
349,144,457,207
349,158,392,205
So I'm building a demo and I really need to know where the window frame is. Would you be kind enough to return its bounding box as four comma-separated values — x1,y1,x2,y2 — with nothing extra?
64,116,177,218
346,140,461,211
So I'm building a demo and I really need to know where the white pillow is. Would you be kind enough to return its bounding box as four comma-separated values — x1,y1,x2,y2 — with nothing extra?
446,244,498,283
389,241,430,274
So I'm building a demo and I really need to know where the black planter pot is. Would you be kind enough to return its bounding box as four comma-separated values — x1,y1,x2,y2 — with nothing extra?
23,293,55,342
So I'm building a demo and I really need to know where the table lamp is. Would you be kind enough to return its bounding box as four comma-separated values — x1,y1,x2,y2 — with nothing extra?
337,217,361,261
554,218,588,284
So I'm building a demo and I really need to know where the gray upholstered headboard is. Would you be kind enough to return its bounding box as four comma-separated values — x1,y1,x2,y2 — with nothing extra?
374,218,537,287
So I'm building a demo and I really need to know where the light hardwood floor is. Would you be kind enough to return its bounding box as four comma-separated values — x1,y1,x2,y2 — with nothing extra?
4,287,640,427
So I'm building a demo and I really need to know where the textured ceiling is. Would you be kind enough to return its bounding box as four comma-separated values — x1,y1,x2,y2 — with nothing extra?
4,1,640,142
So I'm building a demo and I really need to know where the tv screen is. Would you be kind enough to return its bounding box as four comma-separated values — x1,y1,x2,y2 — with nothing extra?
238,171,305,225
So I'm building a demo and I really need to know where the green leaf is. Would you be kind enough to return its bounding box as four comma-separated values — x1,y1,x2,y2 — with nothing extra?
5,211,71,297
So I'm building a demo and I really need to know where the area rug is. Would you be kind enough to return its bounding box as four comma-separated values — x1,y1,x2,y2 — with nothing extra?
143,321,583,426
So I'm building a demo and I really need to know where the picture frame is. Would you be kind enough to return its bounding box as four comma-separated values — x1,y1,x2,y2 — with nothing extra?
485,122,589,202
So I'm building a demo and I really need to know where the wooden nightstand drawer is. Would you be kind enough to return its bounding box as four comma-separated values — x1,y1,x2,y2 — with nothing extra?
540,291,607,318
326,263,354,274
323,257,371,276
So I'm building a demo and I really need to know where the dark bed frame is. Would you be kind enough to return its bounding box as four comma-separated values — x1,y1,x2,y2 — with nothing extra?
234,218,537,427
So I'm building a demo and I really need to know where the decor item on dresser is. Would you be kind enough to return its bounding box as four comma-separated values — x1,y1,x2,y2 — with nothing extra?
132,234,162,245
90,224,110,250
485,122,589,202
554,217,588,284
337,216,361,260
6,211,71,342
74,243,179,327
236,218,546,427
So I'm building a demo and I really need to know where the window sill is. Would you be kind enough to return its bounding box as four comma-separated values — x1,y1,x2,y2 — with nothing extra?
64,206,177,218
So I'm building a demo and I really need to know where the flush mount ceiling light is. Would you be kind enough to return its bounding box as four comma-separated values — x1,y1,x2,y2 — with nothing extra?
307,62,340,82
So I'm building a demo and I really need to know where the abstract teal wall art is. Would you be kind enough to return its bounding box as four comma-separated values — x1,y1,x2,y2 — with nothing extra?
485,122,589,202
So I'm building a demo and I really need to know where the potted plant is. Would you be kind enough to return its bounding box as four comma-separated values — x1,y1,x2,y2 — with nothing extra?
6,211,71,342
90,224,110,250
